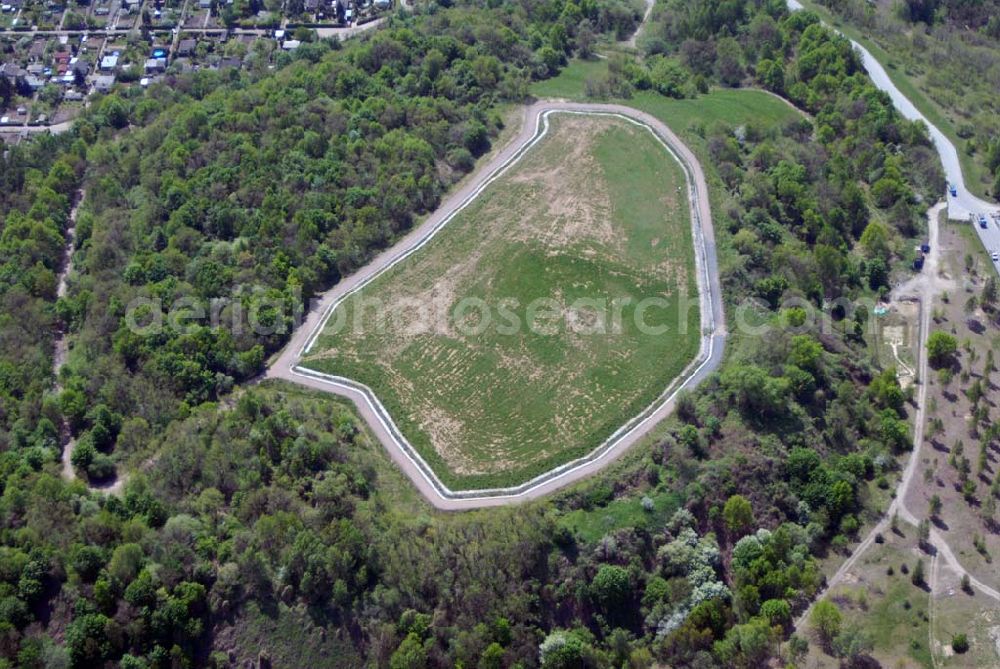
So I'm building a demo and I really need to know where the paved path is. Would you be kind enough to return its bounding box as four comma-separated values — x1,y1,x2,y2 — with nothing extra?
787,1,1000,623
267,101,726,510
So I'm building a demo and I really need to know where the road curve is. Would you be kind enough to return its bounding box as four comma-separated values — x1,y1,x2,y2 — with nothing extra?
786,0,1000,271
267,101,726,510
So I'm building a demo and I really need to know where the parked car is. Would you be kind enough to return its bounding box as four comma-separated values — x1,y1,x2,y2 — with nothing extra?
992,251,999,262
949,183,957,197
980,214,989,229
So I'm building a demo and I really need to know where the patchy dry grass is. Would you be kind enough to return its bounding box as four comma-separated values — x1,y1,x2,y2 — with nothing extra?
302,113,699,488
903,219,1000,595
801,523,1000,669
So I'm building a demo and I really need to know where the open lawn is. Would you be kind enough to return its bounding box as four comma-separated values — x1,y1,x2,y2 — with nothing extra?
902,217,1000,596
301,113,699,489
531,59,802,130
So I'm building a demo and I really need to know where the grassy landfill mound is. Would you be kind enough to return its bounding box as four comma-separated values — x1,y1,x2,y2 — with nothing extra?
301,113,699,489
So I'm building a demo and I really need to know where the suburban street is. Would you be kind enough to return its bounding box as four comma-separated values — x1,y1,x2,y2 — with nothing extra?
0,19,382,39
267,101,727,510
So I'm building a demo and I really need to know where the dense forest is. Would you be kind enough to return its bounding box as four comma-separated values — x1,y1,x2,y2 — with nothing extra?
0,0,949,666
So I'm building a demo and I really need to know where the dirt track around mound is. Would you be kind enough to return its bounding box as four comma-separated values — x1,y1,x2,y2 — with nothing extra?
266,102,726,510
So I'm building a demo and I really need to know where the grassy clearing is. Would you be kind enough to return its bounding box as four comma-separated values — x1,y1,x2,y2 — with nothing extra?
803,528,934,668
214,601,363,668
804,523,1000,668
532,59,801,131
530,58,612,99
911,218,1000,595
558,488,682,543
302,113,698,489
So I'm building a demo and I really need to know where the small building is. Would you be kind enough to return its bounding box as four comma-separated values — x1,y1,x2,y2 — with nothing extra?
94,74,115,91
100,54,119,71
0,63,26,83
64,89,85,101
198,0,210,8
24,75,45,91
71,60,90,78
281,39,301,50
53,51,71,75
304,0,318,11
177,38,196,56
144,57,166,73
373,0,389,9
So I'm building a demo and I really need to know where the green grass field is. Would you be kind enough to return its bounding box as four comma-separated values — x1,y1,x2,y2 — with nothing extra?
530,58,613,99
302,113,700,489
532,58,801,130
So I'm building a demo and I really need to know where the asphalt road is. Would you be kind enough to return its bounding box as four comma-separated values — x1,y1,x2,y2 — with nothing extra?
268,102,727,510
787,0,1000,619
786,0,1000,272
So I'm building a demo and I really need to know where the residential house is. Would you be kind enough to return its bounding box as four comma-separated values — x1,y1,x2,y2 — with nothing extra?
53,51,71,75
100,54,119,71
177,38,196,56
24,75,45,92
71,60,90,79
94,74,115,91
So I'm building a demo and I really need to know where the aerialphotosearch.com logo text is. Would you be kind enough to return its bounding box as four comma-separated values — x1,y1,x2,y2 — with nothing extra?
123,286,898,340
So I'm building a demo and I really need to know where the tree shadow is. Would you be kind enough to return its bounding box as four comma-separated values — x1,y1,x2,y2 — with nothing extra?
931,516,949,531
930,438,950,453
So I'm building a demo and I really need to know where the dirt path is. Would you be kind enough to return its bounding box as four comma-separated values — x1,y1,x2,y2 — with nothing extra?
267,101,726,510
54,190,127,496
625,0,654,49
784,0,1000,632
794,203,1000,634
55,192,82,483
